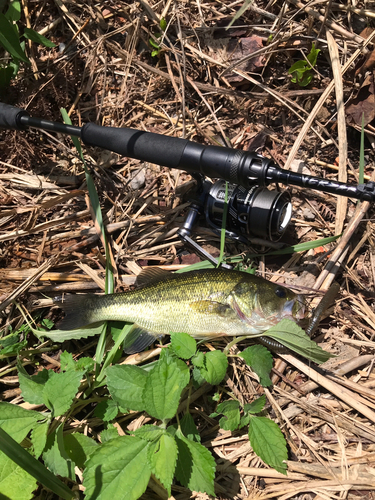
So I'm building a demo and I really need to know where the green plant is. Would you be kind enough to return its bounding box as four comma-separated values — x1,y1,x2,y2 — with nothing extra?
0,0,55,88
149,18,167,57
288,43,320,87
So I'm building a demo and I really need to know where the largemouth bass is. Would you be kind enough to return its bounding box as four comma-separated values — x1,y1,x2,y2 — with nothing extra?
56,268,305,354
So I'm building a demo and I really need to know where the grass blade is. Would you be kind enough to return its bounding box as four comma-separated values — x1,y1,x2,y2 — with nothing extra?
0,427,73,500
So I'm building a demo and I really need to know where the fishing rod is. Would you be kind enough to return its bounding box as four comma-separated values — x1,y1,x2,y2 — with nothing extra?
1,102,374,253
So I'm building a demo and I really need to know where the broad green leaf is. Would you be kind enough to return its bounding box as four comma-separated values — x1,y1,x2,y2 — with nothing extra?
288,60,307,74
192,366,206,388
23,27,56,47
240,345,273,387
0,402,41,442
0,13,28,62
265,319,334,363
192,351,205,368
100,425,120,443
33,322,106,342
107,364,147,411
94,399,119,422
171,331,196,359
214,400,240,431
42,369,84,417
0,451,38,499
60,351,75,371
5,0,21,22
200,350,227,385
244,395,266,415
83,436,151,500
64,433,98,468
133,425,166,442
241,395,266,427
180,413,200,443
148,433,178,495
143,353,189,420
174,429,215,496
42,425,76,480
0,427,73,500
31,421,49,459
18,366,52,404
60,351,94,373
307,43,320,66
248,417,288,474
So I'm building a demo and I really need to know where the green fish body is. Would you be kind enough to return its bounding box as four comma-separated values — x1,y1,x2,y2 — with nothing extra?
56,268,305,353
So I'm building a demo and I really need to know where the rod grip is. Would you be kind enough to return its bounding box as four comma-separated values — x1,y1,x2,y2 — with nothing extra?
81,123,189,169
0,103,29,129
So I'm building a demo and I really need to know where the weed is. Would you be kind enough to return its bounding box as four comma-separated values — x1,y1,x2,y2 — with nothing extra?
288,43,320,87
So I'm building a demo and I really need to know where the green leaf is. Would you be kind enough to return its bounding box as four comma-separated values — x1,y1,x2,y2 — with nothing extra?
241,395,266,427
192,366,206,388
214,400,240,431
148,433,178,495
107,365,147,412
171,331,196,359
31,421,49,459
0,402,42,442
132,425,166,442
0,13,28,62
0,427,73,500
149,37,160,49
64,433,98,468
159,17,167,30
306,43,320,67
5,0,21,22
180,413,201,443
42,425,76,480
0,450,38,500
174,429,215,495
18,366,52,404
143,353,190,420
83,436,151,500
192,351,205,368
94,399,119,422
200,350,228,385
248,416,288,474
288,60,308,74
100,425,120,443
60,351,75,371
244,395,266,415
240,345,273,387
42,369,84,417
23,27,56,47
264,319,334,364
33,322,106,342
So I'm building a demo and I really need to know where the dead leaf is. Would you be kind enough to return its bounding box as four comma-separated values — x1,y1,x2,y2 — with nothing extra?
345,72,375,127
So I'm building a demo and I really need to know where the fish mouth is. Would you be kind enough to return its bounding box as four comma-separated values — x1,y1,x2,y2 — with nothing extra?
282,295,306,321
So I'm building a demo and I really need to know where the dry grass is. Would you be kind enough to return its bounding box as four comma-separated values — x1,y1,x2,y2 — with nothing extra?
1,0,375,498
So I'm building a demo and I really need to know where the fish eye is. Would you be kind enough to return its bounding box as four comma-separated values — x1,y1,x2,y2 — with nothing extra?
275,287,287,298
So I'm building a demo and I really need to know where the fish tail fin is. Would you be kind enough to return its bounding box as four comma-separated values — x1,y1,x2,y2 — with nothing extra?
55,294,103,330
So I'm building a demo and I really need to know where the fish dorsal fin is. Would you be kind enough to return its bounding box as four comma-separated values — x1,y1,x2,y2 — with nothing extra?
123,324,161,354
135,267,172,287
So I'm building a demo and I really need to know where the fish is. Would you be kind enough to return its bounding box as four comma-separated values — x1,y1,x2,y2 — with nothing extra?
56,268,305,354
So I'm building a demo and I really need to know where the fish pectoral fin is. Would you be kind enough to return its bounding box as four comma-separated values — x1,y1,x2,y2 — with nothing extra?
123,325,162,355
189,300,233,317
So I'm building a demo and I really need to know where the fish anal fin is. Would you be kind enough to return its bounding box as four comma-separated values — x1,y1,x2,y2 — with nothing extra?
123,324,161,354
135,267,172,287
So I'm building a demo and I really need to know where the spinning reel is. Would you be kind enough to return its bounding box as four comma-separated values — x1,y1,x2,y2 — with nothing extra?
1,102,374,265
